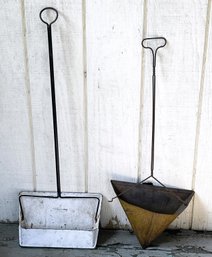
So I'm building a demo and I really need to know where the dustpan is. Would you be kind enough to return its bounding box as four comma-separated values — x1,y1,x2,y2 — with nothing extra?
111,37,194,248
19,7,102,249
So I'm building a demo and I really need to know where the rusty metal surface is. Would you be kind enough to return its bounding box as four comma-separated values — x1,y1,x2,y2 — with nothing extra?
120,199,178,248
111,180,194,215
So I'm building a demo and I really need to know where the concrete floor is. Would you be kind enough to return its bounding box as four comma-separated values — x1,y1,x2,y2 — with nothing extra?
0,224,212,257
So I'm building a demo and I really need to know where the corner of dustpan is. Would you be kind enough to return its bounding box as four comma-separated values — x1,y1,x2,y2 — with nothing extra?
19,191,103,248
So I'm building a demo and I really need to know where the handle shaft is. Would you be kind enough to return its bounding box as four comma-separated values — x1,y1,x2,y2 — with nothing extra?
151,74,156,176
40,8,61,197
47,25,61,197
142,37,167,178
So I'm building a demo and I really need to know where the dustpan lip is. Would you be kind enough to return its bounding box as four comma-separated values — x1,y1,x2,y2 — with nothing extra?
111,179,194,194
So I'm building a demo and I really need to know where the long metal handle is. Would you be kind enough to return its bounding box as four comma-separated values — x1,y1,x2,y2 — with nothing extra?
142,37,167,177
110,37,167,202
40,7,61,197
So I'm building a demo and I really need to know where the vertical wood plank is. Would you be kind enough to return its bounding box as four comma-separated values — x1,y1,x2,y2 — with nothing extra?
24,0,85,192
86,0,144,228
139,0,208,228
192,0,212,230
0,0,34,221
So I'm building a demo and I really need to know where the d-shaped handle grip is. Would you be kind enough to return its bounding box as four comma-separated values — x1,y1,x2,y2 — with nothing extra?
142,37,167,52
142,37,167,67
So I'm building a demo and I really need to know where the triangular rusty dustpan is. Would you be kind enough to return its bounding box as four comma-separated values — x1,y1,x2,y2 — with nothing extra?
110,37,194,249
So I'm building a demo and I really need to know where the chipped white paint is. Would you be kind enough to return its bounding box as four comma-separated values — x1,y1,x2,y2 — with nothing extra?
0,0,212,230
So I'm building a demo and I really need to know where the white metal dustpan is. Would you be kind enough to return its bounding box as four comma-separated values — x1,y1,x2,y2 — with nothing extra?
19,192,102,248
19,7,102,249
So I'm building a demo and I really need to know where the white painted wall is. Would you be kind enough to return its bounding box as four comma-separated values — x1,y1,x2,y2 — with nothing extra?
0,0,211,230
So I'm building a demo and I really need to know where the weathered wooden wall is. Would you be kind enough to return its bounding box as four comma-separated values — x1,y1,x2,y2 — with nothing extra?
0,0,211,230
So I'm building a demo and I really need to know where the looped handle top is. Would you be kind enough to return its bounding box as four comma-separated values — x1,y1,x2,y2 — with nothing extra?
142,37,167,52
40,7,58,26
142,37,167,68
